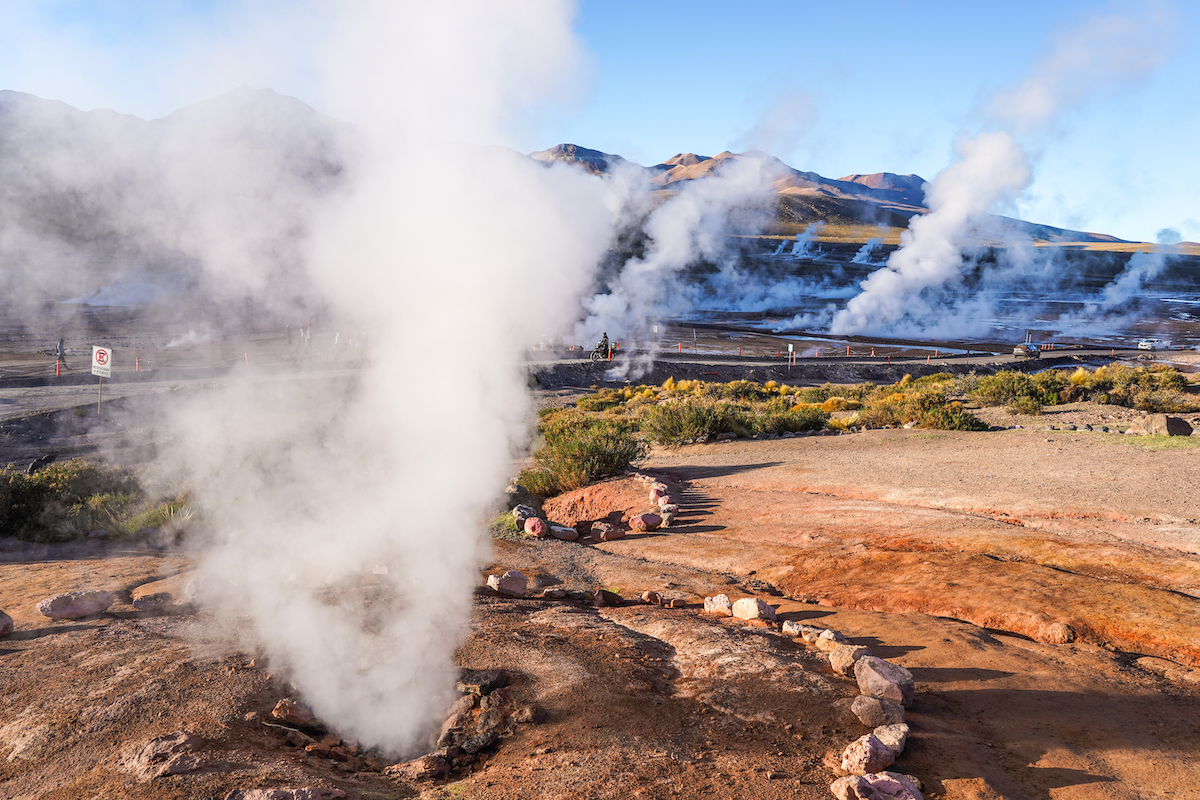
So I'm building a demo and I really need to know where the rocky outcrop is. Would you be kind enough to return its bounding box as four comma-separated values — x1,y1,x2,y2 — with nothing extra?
1127,414,1193,436
123,731,219,781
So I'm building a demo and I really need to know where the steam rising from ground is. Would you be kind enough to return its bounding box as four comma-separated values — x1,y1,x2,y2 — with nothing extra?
831,5,1172,338
155,0,614,755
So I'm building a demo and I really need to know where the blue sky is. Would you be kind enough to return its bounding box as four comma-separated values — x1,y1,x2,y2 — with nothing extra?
0,0,1195,243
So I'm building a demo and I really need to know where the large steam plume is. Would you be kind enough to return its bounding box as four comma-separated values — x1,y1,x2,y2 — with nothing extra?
831,5,1173,337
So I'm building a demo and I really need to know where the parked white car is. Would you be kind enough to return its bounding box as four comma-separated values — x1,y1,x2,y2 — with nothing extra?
1138,338,1169,351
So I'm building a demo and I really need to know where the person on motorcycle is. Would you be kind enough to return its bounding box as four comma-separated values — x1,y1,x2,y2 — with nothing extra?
597,332,609,359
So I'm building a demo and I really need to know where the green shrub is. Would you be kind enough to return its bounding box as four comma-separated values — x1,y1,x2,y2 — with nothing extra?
519,410,646,496
0,460,143,542
1006,396,1043,416
1031,370,1069,404
919,403,990,431
643,398,740,445
973,371,1037,406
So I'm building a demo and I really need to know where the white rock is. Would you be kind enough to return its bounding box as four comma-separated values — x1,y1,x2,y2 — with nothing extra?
731,597,777,621
840,733,895,775
831,772,923,800
781,620,803,637
486,570,527,598
873,723,909,755
703,594,733,616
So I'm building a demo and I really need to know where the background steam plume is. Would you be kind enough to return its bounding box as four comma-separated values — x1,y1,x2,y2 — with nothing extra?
831,4,1172,337
162,0,615,754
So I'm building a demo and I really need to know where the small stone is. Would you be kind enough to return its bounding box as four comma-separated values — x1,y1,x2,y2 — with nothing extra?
486,570,527,597
0,609,13,638
829,645,872,677
594,524,626,542
1039,622,1076,644
649,487,667,504
800,625,824,643
272,699,320,728
641,591,663,605
703,594,733,616
512,504,538,526
732,597,777,621
285,729,315,748
629,513,662,532
385,754,450,781
781,620,802,637
850,695,906,727
593,589,623,607
816,628,849,648
549,525,578,541
523,517,549,538
831,772,923,800
539,587,567,599
873,723,909,755
36,590,115,620
656,495,674,508
840,733,895,774
665,598,685,609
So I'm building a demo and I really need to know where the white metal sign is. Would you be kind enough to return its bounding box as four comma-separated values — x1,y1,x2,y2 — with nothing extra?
91,346,112,378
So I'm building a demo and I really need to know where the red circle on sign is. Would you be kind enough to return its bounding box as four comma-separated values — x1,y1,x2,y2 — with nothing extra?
95,351,108,365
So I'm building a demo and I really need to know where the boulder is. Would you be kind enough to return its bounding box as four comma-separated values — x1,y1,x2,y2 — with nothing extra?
36,590,115,620
272,699,320,728
0,609,12,638
873,723,910,755
1128,414,1193,436
850,695,905,727
523,517,549,538
831,772,924,800
732,597,777,621
486,570,527,597
829,645,872,677
629,513,662,532
656,495,674,508
549,525,579,542
840,733,896,774
703,594,733,616
855,657,915,707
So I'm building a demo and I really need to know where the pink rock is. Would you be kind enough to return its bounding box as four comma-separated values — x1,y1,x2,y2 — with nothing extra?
732,597,777,621
840,733,896,775
0,609,12,638
238,790,349,800
855,657,915,708
649,487,667,504
830,771,923,800
549,525,578,541
629,513,662,532
37,590,115,620
523,517,549,537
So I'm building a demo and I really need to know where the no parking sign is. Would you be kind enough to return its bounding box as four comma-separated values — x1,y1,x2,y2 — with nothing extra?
92,346,112,378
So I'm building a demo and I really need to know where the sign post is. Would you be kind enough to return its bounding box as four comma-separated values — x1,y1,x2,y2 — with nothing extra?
92,346,112,414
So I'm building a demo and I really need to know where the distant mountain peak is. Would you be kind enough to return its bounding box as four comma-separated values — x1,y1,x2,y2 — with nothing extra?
528,143,626,174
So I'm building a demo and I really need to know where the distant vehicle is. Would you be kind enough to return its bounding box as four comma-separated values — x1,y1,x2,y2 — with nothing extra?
1138,338,1169,351
1013,331,1041,358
